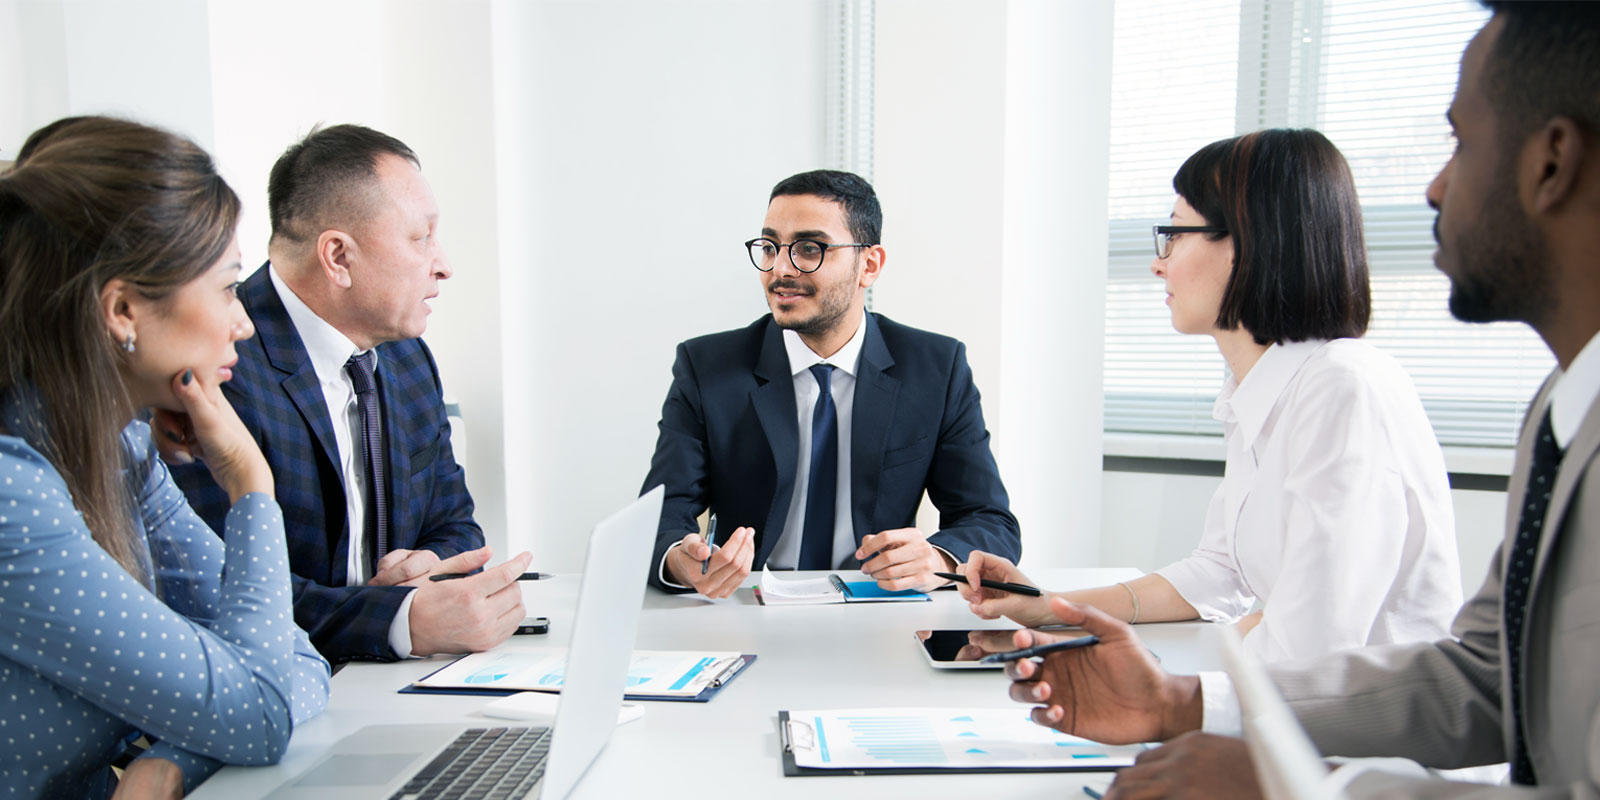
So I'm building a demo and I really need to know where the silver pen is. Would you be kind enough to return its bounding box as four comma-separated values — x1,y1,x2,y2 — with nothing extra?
700,513,718,575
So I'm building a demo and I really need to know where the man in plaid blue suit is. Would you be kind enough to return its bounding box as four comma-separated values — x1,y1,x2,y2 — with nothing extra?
172,125,530,663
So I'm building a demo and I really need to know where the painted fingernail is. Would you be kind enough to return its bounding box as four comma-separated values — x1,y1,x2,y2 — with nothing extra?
165,431,182,443
181,369,193,386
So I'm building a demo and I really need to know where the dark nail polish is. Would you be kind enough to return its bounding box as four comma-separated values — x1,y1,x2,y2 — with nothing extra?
165,431,182,444
181,369,193,386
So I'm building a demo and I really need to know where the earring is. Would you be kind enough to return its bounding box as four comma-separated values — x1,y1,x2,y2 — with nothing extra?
123,334,136,353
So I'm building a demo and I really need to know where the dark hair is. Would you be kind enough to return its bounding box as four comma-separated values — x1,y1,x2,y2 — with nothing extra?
267,123,419,244
0,116,241,582
769,169,882,244
1172,129,1370,345
1479,2,1600,152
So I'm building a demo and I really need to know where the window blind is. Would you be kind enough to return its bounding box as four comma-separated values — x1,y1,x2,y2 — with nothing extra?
1103,0,1551,448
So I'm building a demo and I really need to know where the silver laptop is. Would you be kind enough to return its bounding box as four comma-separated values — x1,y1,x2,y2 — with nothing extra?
266,486,664,800
1218,626,1348,800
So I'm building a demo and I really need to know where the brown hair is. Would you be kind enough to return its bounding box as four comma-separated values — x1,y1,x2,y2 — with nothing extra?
0,116,241,581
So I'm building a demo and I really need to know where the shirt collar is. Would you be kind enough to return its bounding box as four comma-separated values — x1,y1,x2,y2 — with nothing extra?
1213,339,1327,451
782,310,868,379
1549,329,1600,449
268,263,368,387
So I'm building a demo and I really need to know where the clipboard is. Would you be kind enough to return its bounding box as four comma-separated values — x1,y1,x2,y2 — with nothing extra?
400,653,756,703
777,710,1140,775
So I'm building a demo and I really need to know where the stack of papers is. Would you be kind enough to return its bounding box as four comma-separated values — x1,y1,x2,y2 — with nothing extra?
754,567,931,605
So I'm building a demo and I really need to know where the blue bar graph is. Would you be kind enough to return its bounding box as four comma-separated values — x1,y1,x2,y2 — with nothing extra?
836,715,948,764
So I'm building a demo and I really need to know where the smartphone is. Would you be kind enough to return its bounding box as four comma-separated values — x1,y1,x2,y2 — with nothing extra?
515,617,550,635
913,629,1005,670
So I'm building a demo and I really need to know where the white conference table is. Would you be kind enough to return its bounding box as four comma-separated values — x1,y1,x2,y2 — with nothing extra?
193,568,1221,799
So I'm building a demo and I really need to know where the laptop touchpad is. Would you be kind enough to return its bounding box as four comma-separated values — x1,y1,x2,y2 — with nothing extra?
292,754,423,786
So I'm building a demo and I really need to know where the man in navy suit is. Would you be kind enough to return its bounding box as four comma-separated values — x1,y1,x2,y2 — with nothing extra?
643,170,1021,597
171,125,530,663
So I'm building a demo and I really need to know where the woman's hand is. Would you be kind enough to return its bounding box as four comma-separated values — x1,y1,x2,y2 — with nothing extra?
957,550,1056,627
152,368,271,502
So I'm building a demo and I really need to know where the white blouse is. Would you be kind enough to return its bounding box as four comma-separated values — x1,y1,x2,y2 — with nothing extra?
1154,339,1463,663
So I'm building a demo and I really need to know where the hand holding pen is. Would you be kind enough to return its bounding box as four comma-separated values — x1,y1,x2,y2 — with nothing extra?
669,518,756,599
956,550,1058,628
1005,596,1180,744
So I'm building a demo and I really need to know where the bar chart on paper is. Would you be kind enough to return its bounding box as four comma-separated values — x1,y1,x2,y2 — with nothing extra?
782,707,1150,771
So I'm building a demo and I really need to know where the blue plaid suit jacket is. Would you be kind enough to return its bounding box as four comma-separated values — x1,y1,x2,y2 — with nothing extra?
172,264,483,663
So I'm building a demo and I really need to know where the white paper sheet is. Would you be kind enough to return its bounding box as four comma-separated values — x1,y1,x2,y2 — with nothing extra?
784,707,1149,770
415,650,743,697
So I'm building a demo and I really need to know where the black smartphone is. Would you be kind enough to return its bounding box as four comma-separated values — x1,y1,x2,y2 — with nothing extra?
515,616,550,635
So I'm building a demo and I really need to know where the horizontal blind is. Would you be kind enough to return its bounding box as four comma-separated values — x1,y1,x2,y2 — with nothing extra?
1103,0,1552,448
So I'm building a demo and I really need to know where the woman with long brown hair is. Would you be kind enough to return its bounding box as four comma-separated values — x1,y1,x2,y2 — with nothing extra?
0,116,329,798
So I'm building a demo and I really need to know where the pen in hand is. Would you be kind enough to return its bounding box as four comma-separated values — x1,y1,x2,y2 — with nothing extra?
934,571,1042,597
429,572,553,582
701,513,718,575
978,634,1101,664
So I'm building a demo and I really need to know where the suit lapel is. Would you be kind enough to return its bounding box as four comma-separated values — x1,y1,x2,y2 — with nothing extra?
750,319,798,565
246,269,345,481
850,314,899,546
1529,379,1600,602
242,266,351,581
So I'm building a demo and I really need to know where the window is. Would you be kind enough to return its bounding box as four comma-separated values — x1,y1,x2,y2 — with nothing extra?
1103,0,1551,447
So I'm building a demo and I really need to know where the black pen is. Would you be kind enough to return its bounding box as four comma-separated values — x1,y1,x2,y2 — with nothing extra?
934,571,1042,597
979,634,1101,664
428,572,554,582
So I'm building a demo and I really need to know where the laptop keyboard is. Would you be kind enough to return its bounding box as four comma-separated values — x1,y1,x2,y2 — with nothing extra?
390,726,552,799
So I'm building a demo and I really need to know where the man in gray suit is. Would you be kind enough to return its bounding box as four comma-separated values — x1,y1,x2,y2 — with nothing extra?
996,2,1600,797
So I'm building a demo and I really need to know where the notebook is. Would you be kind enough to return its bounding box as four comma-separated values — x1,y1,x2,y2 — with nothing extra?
753,566,931,605
261,486,664,800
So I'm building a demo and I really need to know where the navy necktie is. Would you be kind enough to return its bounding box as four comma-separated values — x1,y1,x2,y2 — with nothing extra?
799,364,837,570
1505,407,1561,785
345,351,389,572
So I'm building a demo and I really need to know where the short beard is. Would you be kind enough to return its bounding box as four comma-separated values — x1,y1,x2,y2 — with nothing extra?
1445,162,1551,326
769,259,860,340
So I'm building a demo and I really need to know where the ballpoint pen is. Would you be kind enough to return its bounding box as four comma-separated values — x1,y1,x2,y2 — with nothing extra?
429,572,554,582
978,634,1101,664
934,571,1043,597
701,513,718,575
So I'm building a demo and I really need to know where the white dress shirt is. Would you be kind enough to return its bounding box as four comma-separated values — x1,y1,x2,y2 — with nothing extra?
764,312,869,569
268,265,416,658
1157,338,1462,664
1200,334,1600,789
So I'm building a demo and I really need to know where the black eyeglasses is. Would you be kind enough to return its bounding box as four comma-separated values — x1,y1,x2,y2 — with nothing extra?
1153,225,1227,259
745,237,871,273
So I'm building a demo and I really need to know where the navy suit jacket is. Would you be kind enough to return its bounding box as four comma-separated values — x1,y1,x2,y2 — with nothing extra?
642,313,1020,592
172,264,483,663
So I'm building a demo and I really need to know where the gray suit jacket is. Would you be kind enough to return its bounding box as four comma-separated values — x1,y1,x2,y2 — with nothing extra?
1266,373,1600,798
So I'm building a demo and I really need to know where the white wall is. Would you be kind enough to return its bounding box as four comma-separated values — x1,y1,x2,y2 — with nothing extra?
491,0,830,570
875,0,1113,567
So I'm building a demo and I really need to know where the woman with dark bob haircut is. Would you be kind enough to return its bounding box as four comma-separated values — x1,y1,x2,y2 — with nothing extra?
0,117,329,798
960,129,1463,663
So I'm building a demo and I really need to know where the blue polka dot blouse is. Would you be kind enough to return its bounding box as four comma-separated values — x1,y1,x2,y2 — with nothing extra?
0,414,331,798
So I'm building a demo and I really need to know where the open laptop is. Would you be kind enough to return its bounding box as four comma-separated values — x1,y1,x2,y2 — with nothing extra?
1218,626,1348,800
266,486,664,800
